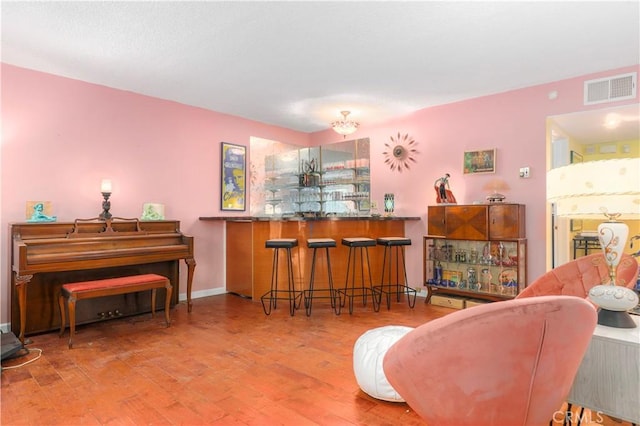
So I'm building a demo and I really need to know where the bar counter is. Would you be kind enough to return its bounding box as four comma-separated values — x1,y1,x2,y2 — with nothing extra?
199,216,420,300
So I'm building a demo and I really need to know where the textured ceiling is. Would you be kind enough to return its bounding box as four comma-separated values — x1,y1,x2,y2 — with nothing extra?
1,1,639,133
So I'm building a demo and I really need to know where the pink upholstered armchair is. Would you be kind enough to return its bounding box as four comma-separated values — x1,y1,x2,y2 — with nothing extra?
383,296,598,426
516,253,638,299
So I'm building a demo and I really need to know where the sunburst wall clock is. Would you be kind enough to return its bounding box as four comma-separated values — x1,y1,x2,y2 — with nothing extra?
383,132,418,172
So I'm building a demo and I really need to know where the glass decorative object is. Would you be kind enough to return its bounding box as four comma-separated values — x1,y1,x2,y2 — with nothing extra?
384,193,395,215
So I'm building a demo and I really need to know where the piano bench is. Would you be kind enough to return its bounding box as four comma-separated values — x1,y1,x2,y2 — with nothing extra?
58,274,172,349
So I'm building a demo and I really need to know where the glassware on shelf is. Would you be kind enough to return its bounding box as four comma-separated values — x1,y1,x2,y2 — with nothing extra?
467,267,478,289
481,268,492,291
498,242,505,265
455,249,467,263
434,262,443,284
469,247,478,264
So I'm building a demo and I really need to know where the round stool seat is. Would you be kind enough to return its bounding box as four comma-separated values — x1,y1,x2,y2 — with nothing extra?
307,238,336,248
265,238,298,249
342,237,376,247
353,325,414,402
377,237,411,246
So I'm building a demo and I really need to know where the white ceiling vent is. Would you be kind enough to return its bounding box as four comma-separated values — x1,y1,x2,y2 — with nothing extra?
584,72,637,105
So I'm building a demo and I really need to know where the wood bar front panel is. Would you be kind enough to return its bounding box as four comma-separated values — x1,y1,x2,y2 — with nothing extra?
226,220,406,301
225,221,254,298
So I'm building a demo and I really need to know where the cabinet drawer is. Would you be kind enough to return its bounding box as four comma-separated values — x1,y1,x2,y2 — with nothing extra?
465,299,488,308
430,295,465,309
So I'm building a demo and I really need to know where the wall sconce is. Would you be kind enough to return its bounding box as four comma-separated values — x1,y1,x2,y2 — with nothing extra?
99,179,113,220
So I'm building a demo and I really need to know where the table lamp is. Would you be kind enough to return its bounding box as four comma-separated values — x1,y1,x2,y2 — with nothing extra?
99,179,113,220
547,157,640,328
483,178,510,203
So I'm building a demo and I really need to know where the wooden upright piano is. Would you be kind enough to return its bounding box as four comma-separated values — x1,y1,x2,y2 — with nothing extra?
11,218,196,342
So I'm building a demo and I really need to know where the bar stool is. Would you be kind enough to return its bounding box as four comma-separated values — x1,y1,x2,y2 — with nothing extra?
261,238,302,316
337,237,379,314
304,238,338,316
374,237,417,310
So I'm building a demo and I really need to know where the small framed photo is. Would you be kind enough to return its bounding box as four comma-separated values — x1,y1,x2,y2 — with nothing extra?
26,201,57,222
221,142,246,211
463,148,496,174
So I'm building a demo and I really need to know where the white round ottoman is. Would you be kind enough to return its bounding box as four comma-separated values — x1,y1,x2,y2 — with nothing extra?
353,325,414,402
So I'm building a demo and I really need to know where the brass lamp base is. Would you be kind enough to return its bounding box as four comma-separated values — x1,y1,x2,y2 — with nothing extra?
597,308,637,328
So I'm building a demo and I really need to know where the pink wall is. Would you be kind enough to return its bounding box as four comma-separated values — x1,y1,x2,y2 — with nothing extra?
311,64,639,292
0,64,309,325
2,63,638,326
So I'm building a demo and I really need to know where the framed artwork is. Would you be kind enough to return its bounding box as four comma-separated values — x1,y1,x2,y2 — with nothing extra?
463,148,496,174
221,142,246,211
570,219,583,232
26,201,57,222
570,151,583,164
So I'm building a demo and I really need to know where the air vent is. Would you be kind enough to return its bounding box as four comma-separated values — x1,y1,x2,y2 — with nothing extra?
584,72,636,105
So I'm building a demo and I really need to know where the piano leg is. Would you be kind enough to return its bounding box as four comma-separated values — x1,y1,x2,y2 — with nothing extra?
185,258,196,312
14,274,33,344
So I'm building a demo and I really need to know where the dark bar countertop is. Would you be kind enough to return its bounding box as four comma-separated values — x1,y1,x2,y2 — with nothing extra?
199,216,421,221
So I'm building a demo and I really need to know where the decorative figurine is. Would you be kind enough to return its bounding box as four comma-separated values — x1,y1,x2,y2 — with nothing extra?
141,203,165,221
384,193,395,215
434,173,457,204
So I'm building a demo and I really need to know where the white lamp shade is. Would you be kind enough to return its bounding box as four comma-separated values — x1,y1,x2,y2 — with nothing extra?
548,157,640,323
100,179,112,193
547,158,640,219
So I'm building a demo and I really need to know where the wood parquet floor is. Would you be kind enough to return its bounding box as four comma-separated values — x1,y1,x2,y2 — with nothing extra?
1,294,633,426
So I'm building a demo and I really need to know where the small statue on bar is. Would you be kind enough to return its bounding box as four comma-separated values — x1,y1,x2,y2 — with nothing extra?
434,173,457,204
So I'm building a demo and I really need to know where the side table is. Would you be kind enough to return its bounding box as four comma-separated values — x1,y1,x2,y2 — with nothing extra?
572,235,601,259
567,314,640,423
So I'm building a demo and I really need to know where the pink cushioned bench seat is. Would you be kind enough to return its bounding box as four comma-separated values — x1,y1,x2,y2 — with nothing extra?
59,273,172,348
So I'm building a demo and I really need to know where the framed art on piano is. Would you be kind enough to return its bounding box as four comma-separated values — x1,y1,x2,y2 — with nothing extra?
221,142,246,211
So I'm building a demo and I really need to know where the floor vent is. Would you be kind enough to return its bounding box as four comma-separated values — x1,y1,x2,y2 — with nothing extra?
584,72,636,105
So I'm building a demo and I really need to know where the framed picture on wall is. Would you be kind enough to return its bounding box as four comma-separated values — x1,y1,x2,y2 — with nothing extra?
221,142,246,211
570,219,583,232
570,151,583,163
463,148,496,174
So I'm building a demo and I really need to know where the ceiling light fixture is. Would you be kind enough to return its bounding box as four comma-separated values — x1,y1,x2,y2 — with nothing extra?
332,111,359,138
603,113,622,129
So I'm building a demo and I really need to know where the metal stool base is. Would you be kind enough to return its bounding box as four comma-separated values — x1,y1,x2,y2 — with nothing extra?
373,239,417,310
261,241,302,316
337,238,379,315
304,239,338,316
